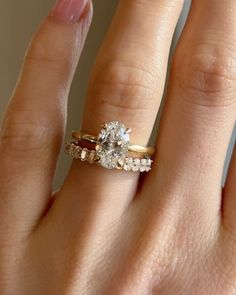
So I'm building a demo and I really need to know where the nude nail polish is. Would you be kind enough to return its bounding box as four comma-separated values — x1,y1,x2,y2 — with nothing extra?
51,0,88,24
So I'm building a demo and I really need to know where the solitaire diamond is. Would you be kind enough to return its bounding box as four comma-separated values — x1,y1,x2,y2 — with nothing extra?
96,121,130,169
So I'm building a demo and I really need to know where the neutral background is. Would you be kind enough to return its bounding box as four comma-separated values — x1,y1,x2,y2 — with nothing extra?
0,0,235,188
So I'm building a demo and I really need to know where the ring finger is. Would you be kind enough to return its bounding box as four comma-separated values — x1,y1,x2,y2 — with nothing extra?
58,0,184,217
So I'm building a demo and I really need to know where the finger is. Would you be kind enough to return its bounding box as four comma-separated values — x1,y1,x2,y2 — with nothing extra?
0,0,92,233
222,135,236,231
150,0,236,214
58,0,183,220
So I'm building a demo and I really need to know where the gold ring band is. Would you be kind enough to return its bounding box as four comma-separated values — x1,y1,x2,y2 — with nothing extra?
72,131,155,156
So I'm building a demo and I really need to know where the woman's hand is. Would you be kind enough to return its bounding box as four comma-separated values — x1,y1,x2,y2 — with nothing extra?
0,0,236,294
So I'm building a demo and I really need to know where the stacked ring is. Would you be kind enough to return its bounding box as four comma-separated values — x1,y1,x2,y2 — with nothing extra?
65,121,155,172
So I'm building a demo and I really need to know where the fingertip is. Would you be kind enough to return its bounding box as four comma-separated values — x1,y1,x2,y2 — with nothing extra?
50,0,92,24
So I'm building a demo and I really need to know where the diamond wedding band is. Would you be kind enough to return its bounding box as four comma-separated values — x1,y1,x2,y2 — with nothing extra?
65,121,155,172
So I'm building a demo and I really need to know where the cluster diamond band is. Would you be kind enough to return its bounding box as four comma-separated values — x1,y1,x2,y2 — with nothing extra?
65,121,154,172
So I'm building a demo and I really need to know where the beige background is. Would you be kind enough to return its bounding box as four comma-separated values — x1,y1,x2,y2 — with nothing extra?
0,0,234,188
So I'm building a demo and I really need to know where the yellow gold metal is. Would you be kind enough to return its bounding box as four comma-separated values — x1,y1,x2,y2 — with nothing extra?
72,131,97,144
72,131,155,156
128,145,155,156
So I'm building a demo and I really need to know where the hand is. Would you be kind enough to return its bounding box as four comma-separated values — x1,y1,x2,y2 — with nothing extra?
0,0,236,294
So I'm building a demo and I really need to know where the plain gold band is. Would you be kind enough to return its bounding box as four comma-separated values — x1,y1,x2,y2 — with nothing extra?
72,131,155,156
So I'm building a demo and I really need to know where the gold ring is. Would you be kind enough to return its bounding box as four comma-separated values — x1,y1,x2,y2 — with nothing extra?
72,131,155,156
69,121,155,171
72,125,155,157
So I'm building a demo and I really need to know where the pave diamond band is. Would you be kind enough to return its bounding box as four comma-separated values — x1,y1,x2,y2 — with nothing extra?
65,142,153,172
66,121,155,172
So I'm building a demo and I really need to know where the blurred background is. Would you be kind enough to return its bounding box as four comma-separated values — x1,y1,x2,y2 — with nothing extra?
0,0,235,188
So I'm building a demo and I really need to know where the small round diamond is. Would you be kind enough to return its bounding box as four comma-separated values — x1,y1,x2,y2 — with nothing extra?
132,159,141,172
145,158,152,172
124,158,133,171
139,159,146,172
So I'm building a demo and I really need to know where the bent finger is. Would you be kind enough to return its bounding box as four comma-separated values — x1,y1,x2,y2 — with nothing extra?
0,0,92,234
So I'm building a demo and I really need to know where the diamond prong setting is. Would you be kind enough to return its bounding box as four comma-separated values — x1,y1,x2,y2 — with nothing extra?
96,121,130,169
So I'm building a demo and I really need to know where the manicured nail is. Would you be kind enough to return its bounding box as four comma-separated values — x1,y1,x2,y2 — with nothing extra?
51,0,88,24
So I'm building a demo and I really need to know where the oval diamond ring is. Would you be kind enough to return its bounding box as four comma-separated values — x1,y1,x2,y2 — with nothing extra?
66,121,155,172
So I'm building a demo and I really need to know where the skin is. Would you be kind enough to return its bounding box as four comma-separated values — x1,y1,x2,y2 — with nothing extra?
0,0,236,294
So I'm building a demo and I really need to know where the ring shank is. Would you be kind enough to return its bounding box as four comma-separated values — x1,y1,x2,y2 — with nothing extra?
72,131,155,156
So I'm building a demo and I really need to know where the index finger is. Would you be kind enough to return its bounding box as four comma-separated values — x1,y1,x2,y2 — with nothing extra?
0,0,92,233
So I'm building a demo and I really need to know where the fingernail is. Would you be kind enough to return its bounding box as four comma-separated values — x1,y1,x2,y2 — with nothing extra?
51,0,89,24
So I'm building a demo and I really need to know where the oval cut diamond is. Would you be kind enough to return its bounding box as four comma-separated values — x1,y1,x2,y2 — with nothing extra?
96,121,130,169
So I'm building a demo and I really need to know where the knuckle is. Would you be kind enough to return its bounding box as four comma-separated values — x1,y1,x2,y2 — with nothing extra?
0,107,60,159
89,59,158,113
1,122,49,159
174,44,236,107
25,23,74,71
